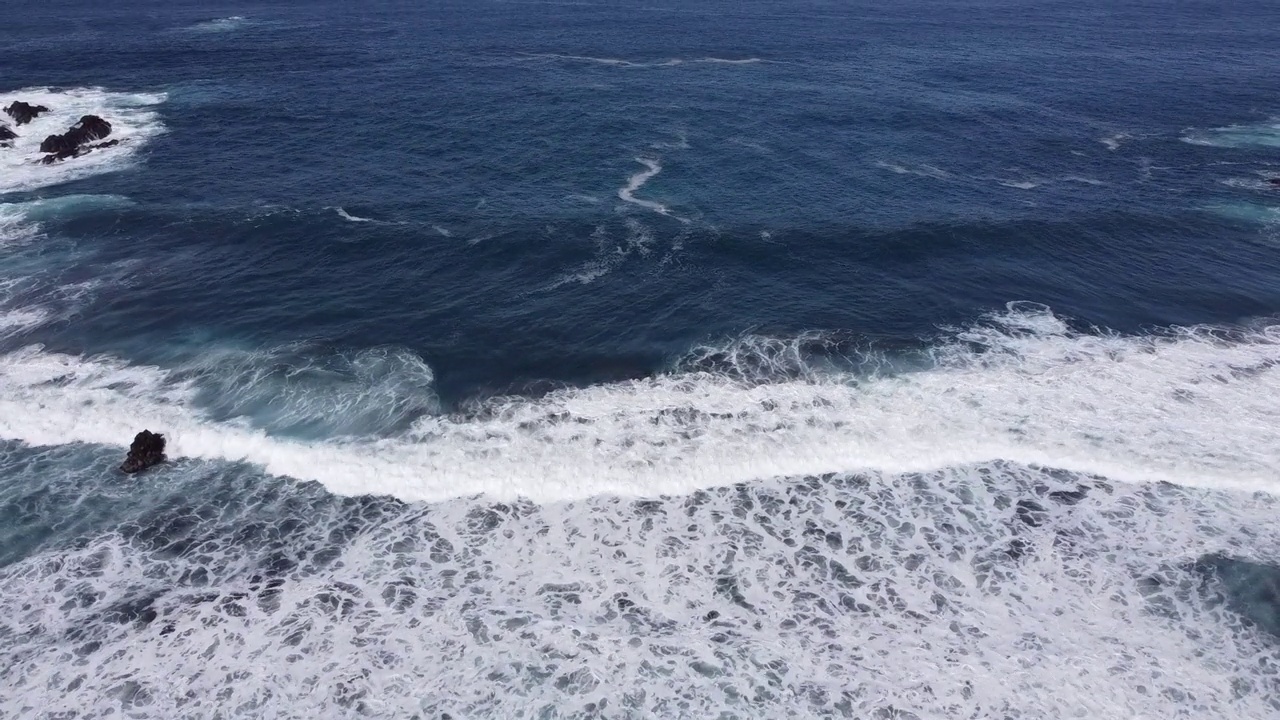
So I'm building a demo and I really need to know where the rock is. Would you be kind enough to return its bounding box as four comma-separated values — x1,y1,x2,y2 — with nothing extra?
4,100,49,125
38,115,112,161
120,430,167,473
39,138,118,164
0,123,15,142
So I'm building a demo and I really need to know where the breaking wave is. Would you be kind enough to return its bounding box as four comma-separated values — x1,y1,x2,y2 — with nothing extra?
0,304,1276,503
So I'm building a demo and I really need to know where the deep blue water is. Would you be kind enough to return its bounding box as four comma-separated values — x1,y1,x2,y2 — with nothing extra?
3,1,1280,717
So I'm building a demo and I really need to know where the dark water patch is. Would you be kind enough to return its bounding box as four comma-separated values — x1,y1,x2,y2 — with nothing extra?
18,205,1280,409
1194,554,1280,640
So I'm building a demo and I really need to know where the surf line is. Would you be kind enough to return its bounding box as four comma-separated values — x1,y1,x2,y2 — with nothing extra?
617,158,689,223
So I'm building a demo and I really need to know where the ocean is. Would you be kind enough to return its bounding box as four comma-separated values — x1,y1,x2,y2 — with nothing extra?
2,0,1280,717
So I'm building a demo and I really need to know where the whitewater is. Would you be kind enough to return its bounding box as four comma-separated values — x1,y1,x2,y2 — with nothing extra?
0,306,1278,502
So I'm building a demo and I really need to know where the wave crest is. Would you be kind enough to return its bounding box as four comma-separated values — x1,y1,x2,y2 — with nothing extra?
0,305,1276,502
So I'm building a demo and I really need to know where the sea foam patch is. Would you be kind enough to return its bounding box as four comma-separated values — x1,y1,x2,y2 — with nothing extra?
0,441,1278,718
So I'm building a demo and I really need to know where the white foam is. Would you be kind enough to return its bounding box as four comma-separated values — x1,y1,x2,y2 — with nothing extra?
187,16,249,33
521,53,642,67
0,195,125,341
695,57,764,65
874,160,950,180
617,158,688,222
998,179,1039,190
1101,133,1130,151
0,87,166,194
0,204,40,246
1183,121,1280,149
0,305,1278,503
617,158,666,213
2,436,1279,717
334,207,372,223
0,307,48,339
543,220,655,289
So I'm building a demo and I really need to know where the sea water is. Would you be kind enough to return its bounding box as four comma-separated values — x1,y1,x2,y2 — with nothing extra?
2,1,1280,717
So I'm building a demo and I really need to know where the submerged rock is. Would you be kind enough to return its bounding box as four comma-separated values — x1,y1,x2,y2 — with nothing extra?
120,430,167,473
0,123,15,144
39,115,112,162
4,100,49,125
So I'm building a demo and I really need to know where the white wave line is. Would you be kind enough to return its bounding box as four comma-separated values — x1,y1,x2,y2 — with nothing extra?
335,207,372,223
617,158,688,222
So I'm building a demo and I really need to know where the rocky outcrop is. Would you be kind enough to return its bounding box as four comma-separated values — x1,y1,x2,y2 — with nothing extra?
39,139,118,164
0,123,14,147
4,100,49,125
38,115,113,163
120,430,167,473
41,115,112,153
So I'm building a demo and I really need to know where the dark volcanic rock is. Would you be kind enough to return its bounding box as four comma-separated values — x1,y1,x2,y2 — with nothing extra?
39,139,118,164
120,430,167,474
4,100,49,125
40,115,112,154
0,123,15,143
38,116,116,163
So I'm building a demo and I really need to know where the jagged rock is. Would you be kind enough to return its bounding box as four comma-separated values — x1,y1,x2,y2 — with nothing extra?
40,115,111,154
4,100,49,125
39,138,118,164
120,430,167,473
0,123,15,143
38,115,117,163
